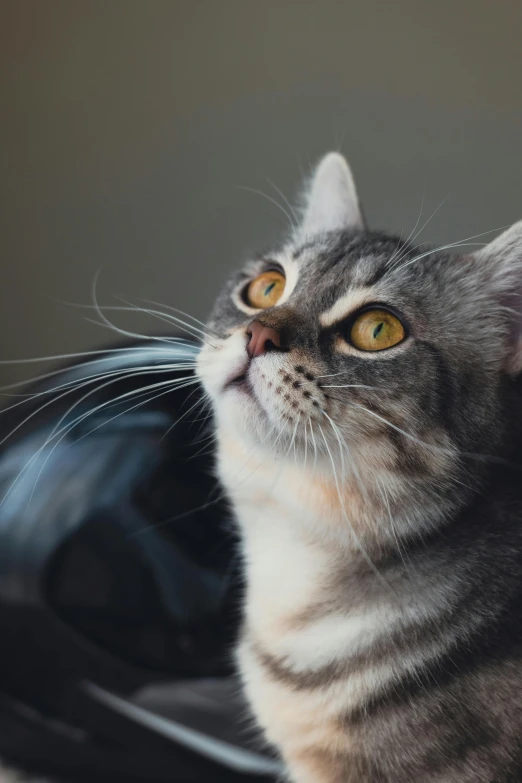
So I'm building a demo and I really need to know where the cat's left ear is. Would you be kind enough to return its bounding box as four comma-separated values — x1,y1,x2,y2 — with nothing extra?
296,152,365,240
474,221,522,375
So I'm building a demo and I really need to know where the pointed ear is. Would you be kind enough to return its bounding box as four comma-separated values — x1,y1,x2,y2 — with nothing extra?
296,152,365,239
474,221,522,376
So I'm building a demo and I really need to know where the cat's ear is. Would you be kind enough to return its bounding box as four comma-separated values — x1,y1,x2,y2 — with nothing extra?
474,221,522,375
296,152,365,239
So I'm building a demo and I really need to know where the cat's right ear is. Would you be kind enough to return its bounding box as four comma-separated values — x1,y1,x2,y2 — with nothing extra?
473,220,522,375
296,152,365,240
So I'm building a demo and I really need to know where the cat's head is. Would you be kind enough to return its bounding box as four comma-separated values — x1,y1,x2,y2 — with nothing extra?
197,152,522,530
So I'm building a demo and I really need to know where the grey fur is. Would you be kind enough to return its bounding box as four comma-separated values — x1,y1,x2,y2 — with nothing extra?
198,153,522,782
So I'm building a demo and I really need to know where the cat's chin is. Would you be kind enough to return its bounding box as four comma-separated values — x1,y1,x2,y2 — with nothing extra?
215,390,309,459
219,381,265,425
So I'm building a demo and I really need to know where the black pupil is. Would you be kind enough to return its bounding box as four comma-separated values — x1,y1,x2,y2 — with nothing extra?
264,282,276,296
373,321,384,339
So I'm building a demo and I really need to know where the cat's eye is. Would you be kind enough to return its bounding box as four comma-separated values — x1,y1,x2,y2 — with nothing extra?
349,309,406,351
245,270,285,309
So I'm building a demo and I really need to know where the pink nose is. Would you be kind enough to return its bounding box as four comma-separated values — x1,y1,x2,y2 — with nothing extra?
246,321,282,358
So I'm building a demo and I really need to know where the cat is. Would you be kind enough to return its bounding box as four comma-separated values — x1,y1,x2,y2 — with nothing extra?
196,151,522,782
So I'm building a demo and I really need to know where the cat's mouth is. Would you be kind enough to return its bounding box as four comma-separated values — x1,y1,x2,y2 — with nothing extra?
223,367,251,393
227,372,247,388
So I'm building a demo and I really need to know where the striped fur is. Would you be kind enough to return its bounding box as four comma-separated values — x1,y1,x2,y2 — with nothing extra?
197,152,522,781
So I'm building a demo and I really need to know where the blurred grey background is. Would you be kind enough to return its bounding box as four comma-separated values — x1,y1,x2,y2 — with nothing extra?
1,0,521,386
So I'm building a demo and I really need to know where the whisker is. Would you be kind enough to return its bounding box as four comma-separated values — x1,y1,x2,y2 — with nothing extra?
289,414,301,465
128,431,270,539
236,185,295,228
375,475,415,583
132,416,291,540
309,418,319,476
140,299,223,340
385,229,405,269
0,367,158,448
387,194,425,267
351,402,520,470
159,386,207,443
189,430,217,460
10,371,199,507
392,225,510,274
114,297,219,347
352,402,454,456
0,367,197,494
408,194,449,247
0,364,196,422
392,193,450,269
322,410,371,508
89,271,193,348
77,379,200,443
192,403,215,440
24,377,200,510
317,419,393,594
0,345,186,367
321,384,380,390
266,178,298,227
316,371,351,379
67,296,218,349
0,362,197,407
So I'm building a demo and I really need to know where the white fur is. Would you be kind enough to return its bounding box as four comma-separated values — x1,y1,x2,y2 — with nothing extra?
297,152,364,240
319,287,376,327
269,608,400,672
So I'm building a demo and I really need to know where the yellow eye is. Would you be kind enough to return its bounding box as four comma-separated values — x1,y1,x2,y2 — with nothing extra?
245,270,285,309
349,309,406,351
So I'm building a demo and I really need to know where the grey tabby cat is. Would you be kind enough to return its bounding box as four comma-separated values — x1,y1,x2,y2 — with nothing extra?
197,152,522,782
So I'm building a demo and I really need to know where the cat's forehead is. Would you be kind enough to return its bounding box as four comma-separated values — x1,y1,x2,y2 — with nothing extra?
210,228,462,330
270,230,409,315
288,231,402,287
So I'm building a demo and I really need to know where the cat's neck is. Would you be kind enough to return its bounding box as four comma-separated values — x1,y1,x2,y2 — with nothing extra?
216,430,449,644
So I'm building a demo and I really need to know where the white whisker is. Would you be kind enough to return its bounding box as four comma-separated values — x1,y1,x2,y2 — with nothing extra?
159,386,207,442
317,420,393,593
0,345,187,367
140,300,223,339
68,294,218,349
236,185,295,227
321,384,379,390
19,376,199,506
114,297,219,347
303,417,309,470
266,178,298,227
352,402,452,455
387,194,425,268
0,363,197,407
392,225,510,274
307,418,319,477
89,271,191,348
24,377,200,510
391,193,450,268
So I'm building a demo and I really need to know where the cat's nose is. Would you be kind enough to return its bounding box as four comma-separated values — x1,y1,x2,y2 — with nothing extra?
246,320,282,358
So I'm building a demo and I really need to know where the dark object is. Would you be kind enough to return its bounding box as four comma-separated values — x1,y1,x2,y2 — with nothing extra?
0,340,280,782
